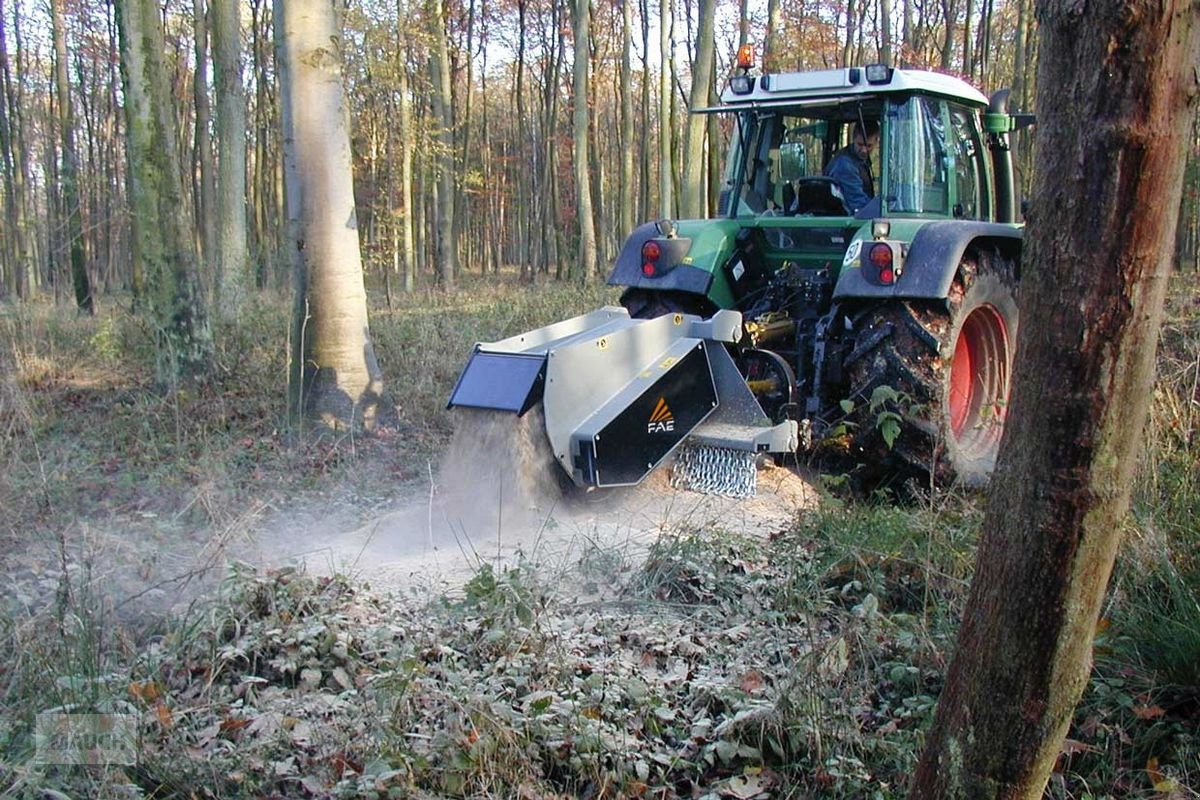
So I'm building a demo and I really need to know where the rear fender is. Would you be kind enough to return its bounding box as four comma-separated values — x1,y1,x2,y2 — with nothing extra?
833,220,1022,300
607,221,712,296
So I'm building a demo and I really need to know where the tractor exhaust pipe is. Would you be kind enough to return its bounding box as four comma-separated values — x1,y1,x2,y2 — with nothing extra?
988,89,1018,224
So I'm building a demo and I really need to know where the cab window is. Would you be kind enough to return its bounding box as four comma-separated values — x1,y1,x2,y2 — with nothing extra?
885,96,949,215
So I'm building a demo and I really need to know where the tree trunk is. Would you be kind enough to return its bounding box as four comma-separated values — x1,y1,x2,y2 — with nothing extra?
193,0,217,283
657,0,672,218
213,0,249,315
764,0,781,71
428,0,457,286
680,0,714,219
396,18,415,292
116,0,214,384
909,0,1200,797
880,0,892,65
638,0,651,223
0,0,31,298
618,0,634,242
275,0,383,431
571,0,597,281
52,0,94,314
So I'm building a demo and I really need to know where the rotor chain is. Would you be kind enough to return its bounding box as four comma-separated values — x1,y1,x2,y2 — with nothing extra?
670,445,757,498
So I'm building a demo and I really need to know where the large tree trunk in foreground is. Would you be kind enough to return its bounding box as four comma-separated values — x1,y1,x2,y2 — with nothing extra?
276,0,383,431
909,0,1199,798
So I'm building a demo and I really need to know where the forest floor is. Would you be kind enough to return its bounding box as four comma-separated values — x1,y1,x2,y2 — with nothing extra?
0,278,1197,798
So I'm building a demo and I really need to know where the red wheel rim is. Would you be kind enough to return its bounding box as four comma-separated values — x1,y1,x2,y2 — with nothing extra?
948,304,1010,454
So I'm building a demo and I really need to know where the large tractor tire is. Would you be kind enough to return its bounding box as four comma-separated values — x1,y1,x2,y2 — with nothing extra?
844,252,1018,488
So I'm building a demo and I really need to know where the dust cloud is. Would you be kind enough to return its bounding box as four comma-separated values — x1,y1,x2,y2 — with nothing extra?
254,409,820,596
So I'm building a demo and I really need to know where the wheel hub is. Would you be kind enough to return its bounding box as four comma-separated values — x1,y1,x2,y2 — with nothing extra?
948,303,1010,455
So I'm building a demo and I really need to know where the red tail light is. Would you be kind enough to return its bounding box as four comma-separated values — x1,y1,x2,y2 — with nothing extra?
641,240,662,277
869,243,895,285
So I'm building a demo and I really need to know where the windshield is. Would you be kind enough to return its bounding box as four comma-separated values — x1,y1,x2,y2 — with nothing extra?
716,104,881,219
714,94,990,221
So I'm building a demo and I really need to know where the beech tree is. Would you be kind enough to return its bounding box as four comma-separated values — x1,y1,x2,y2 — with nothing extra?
212,0,249,313
571,0,597,280
275,0,383,431
679,0,714,219
909,0,1200,796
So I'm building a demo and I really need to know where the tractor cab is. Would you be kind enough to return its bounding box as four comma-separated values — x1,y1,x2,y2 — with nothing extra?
716,70,998,225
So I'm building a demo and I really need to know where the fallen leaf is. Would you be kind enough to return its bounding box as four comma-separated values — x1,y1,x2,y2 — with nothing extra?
154,702,173,730
1059,739,1095,757
1133,704,1166,720
740,670,765,694
128,681,162,703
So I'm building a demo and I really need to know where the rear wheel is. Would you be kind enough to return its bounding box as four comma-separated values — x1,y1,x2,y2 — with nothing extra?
844,253,1018,488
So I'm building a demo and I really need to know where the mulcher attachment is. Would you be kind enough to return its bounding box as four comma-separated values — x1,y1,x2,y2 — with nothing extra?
448,306,798,494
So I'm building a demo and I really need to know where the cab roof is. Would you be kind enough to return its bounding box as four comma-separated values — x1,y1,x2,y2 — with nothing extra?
714,66,989,110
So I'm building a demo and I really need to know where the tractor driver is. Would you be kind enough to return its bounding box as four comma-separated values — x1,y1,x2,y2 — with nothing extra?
824,120,879,213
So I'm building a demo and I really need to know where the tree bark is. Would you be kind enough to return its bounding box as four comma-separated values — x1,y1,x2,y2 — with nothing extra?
427,0,458,286
618,0,634,242
571,0,597,280
909,0,1200,796
116,0,214,384
680,0,714,219
193,0,218,283
657,0,672,218
213,0,249,315
275,0,383,431
396,12,415,292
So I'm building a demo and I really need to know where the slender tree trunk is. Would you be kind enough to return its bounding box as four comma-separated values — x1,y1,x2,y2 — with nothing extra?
842,0,857,67
52,0,94,314
680,0,714,219
961,0,974,78
909,0,1200,796
764,0,781,71
275,0,383,431
428,0,457,286
940,0,957,68
1012,0,1027,109
618,0,634,242
638,0,651,222
396,21,415,292
193,0,217,286
880,0,892,64
571,0,596,280
213,0,249,315
657,0,672,218
0,0,31,298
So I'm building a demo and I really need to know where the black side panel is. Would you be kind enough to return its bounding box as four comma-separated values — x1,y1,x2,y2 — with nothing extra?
722,227,774,307
580,344,717,487
446,351,546,415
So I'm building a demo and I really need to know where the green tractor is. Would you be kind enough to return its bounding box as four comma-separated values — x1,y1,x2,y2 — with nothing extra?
449,63,1033,496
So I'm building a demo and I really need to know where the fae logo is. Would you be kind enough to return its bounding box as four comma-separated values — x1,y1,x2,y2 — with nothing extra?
647,397,675,433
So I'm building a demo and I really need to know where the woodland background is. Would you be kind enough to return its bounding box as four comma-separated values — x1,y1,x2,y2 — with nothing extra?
2,0,1197,319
